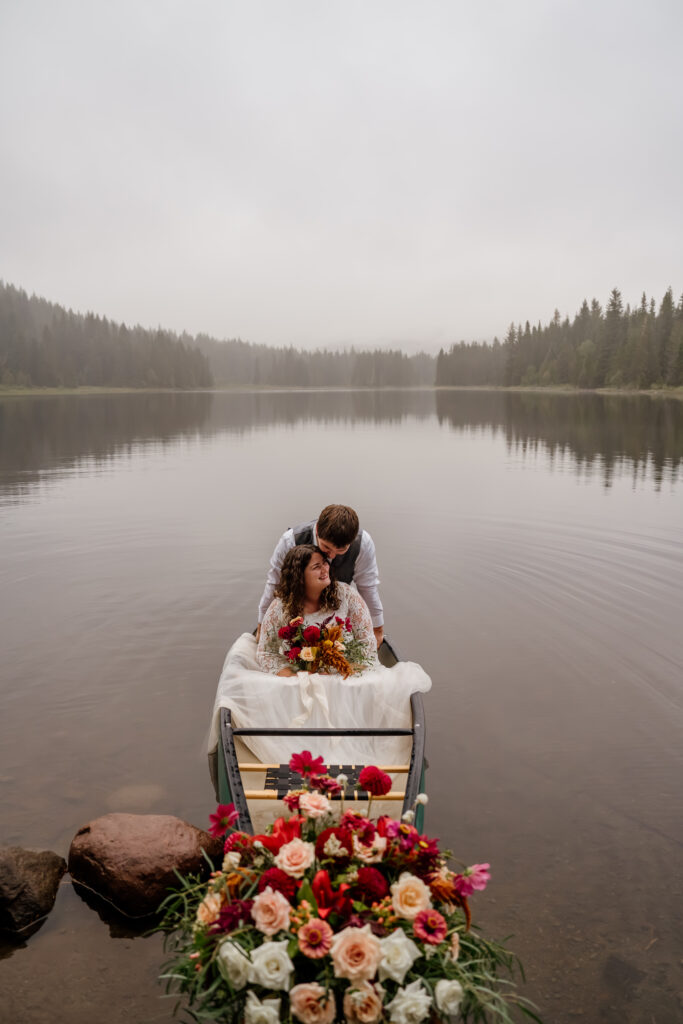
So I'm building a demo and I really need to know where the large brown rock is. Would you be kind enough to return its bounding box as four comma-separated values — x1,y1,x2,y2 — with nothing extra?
68,813,222,918
0,846,67,935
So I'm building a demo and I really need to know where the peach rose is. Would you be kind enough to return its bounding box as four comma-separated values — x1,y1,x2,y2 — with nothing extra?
390,872,432,920
300,647,317,662
352,833,387,864
195,890,223,927
299,791,331,820
343,981,385,1024
289,982,336,1024
274,837,316,878
330,924,382,982
251,886,291,935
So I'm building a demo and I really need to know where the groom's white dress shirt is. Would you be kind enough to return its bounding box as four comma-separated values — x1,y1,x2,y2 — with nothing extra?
257,522,384,628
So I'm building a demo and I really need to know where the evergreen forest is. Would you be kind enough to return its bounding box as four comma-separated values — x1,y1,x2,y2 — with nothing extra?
436,287,683,389
1,280,681,391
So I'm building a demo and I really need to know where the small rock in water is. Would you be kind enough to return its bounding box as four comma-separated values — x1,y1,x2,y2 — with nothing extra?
0,846,67,936
68,813,222,918
105,783,167,811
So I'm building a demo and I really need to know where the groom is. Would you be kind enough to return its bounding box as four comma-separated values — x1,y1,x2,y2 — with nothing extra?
256,504,384,648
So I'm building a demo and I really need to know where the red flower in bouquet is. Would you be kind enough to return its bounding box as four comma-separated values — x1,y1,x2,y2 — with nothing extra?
257,867,299,901
310,774,343,798
223,831,254,857
302,625,321,643
358,766,392,797
315,826,353,865
290,750,326,778
413,907,448,944
278,624,296,640
352,866,389,903
208,898,254,934
312,869,352,920
253,815,304,854
208,803,239,837
287,646,302,661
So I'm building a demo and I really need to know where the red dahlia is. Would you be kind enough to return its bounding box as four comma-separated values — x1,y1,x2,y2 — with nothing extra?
257,868,298,901
358,765,392,797
354,866,389,902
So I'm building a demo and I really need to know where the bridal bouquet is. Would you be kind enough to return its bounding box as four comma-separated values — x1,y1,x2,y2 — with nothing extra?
159,752,541,1024
275,616,372,677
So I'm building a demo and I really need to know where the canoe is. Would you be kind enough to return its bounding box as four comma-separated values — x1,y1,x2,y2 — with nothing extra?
208,637,427,834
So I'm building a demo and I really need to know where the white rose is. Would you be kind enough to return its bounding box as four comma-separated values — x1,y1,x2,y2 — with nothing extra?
222,850,242,871
378,929,422,984
217,939,250,990
243,991,281,1024
247,939,294,991
387,979,432,1024
434,979,464,1017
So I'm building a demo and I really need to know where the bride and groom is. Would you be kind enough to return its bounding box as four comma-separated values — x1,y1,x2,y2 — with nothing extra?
209,504,431,764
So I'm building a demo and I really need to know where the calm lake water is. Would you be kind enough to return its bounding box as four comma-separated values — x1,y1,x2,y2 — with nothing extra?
1,389,682,1024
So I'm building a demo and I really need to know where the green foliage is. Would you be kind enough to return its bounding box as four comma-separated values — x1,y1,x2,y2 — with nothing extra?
0,282,212,390
436,286,682,391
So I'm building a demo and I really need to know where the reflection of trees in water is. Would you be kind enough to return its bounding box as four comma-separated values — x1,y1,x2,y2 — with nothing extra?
0,390,437,495
1,389,681,496
0,393,214,493
206,389,438,433
435,390,683,488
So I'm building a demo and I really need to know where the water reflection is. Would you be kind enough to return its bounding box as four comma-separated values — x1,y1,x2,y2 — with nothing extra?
0,389,681,497
435,390,682,488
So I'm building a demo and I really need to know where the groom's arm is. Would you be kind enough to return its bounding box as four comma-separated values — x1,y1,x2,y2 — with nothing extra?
353,530,384,647
256,528,296,635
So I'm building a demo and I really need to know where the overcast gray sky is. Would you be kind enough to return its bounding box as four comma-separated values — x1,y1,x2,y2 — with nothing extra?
1,0,681,352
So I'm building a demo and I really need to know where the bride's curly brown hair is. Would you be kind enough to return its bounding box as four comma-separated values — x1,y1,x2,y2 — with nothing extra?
275,544,340,622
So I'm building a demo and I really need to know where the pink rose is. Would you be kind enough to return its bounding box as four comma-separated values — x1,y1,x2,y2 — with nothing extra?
299,791,331,820
390,872,433,920
330,924,382,982
289,983,336,1024
251,886,291,936
343,981,385,1024
274,837,316,878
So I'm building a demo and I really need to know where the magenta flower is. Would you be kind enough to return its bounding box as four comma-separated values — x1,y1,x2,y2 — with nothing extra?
208,803,239,837
310,774,343,797
413,908,448,944
454,863,491,896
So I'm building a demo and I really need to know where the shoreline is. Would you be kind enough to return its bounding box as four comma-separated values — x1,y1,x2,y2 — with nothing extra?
1,383,682,399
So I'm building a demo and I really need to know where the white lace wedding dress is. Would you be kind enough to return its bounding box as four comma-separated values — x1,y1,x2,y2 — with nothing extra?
208,583,431,766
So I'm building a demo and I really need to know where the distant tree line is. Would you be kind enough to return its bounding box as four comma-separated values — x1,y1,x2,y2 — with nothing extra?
0,283,213,388
3,280,682,392
194,334,435,387
436,287,683,390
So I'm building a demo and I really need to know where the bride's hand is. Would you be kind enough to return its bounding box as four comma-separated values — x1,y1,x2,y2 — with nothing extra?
277,667,295,677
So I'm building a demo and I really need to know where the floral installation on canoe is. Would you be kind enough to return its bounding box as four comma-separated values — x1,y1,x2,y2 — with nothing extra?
269,616,373,677
158,752,542,1024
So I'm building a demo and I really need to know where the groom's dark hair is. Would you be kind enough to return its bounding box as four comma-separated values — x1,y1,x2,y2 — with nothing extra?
317,505,359,548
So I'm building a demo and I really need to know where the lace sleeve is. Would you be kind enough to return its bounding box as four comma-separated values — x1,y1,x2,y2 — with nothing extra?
256,598,288,674
345,587,380,668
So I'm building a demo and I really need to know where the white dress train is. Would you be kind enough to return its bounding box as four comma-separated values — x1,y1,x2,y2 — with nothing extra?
208,584,431,767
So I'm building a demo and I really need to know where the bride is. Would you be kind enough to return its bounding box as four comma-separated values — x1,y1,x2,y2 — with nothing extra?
208,545,431,765
256,545,379,676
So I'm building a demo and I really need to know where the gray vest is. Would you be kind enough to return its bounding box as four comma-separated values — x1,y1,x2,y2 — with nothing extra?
292,519,362,584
